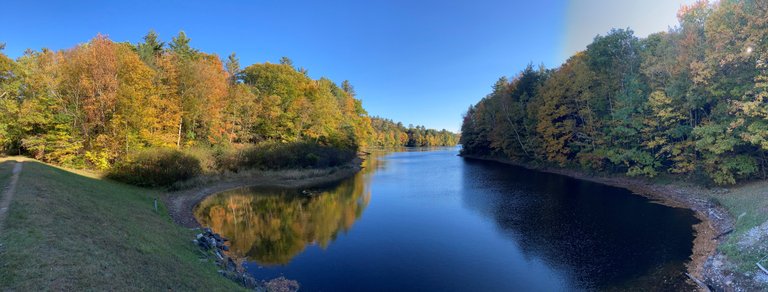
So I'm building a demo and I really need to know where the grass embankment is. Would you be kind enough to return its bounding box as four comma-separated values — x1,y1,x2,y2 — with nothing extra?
704,181,768,274
0,158,245,291
0,160,14,189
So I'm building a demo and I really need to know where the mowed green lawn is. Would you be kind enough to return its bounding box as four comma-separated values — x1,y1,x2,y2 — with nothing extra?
0,160,15,190
0,160,244,291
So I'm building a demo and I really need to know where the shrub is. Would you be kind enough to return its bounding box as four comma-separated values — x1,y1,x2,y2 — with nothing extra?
184,146,223,174
108,149,202,187
228,141,355,171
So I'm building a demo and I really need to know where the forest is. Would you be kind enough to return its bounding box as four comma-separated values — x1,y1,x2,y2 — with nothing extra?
370,117,460,147
0,32,458,176
460,0,768,185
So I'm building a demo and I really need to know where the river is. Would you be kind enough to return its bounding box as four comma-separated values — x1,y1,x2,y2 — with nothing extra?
195,147,699,291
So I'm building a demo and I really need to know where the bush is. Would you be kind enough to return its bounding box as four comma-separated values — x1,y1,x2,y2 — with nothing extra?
108,149,202,187
226,142,355,171
184,146,224,173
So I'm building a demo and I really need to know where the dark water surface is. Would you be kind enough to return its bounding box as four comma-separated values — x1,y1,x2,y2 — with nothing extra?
195,147,699,291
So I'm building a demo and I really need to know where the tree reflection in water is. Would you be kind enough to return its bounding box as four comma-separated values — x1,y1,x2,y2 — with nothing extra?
195,168,372,266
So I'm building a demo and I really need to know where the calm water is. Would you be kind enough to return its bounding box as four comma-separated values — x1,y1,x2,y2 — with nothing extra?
195,147,699,291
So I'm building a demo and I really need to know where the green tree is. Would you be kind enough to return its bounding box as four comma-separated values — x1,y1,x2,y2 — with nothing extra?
0,51,23,153
136,30,164,67
169,31,197,59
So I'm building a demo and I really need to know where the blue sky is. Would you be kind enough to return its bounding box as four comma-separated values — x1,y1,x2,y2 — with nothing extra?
1,0,692,132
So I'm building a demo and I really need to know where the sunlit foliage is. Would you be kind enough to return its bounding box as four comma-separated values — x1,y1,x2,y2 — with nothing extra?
0,32,458,171
461,0,768,185
369,117,459,147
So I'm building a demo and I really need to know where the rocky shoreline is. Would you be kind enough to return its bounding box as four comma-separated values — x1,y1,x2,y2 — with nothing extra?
166,159,363,291
193,227,300,291
460,154,746,291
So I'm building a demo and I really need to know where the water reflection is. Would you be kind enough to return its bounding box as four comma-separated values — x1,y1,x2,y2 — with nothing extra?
195,173,371,265
193,148,700,291
460,159,699,290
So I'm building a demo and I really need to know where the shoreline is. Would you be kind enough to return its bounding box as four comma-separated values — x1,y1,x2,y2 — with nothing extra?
461,154,734,291
163,151,749,290
163,157,363,228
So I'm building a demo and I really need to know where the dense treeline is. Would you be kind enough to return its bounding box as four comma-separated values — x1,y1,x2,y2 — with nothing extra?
370,117,459,147
461,0,768,185
0,32,457,173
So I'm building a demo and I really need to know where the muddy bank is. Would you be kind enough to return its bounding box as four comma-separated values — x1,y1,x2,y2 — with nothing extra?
461,154,738,291
163,157,363,228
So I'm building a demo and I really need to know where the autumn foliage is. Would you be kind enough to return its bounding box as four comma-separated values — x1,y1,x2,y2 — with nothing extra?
461,0,768,185
0,31,458,177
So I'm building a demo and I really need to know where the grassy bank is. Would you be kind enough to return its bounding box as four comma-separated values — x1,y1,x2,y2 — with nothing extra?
0,158,245,291
704,181,768,274
0,160,14,189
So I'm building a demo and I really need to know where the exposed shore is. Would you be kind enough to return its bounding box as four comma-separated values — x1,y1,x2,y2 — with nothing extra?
163,157,363,228
460,154,744,291
162,156,363,291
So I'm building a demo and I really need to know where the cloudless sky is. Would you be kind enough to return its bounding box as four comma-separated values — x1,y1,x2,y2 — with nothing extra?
1,0,693,132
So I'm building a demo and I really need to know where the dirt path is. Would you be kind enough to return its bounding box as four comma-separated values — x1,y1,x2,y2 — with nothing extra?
0,162,23,231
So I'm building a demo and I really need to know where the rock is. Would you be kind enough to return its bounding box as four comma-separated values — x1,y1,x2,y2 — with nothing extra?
264,277,300,292
242,274,258,289
713,259,723,269
756,271,768,284
194,231,269,291
226,258,237,272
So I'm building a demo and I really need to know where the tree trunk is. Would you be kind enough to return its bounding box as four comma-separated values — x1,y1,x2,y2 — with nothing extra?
177,117,183,149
